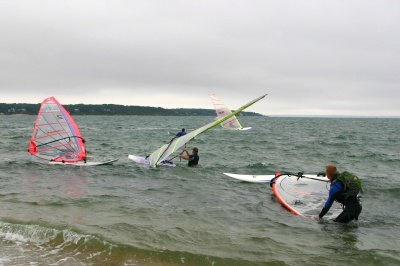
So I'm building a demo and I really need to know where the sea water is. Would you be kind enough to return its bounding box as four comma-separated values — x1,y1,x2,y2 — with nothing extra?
0,115,399,265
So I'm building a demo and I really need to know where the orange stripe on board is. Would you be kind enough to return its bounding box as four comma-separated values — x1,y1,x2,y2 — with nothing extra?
272,177,304,217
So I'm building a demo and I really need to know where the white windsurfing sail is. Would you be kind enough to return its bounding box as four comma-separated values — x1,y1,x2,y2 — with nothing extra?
28,97,86,163
148,94,267,167
210,94,246,130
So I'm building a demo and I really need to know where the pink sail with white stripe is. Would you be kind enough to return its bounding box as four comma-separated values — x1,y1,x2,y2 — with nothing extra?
28,97,86,163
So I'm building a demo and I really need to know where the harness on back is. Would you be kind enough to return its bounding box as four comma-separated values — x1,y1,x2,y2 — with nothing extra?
332,171,362,201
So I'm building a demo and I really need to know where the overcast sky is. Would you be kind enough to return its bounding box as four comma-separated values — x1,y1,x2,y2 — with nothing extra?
0,0,399,116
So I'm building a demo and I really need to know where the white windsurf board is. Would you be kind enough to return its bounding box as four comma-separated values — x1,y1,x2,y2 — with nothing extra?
128,155,176,168
49,159,118,166
224,173,274,183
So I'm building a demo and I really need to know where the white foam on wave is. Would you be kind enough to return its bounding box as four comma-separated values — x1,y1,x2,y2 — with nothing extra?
0,221,58,244
0,221,94,247
0,221,119,265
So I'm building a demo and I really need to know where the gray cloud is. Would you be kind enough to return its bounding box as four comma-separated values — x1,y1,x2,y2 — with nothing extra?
0,0,399,116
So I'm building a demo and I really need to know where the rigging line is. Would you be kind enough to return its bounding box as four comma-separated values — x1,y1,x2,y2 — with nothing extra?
39,102,79,152
36,106,71,144
36,136,83,148
279,172,329,183
34,113,65,144
35,138,75,156
38,142,79,153
34,127,75,155
50,103,81,152
37,115,76,152
30,105,76,157
35,110,77,154
34,143,74,159
41,102,81,151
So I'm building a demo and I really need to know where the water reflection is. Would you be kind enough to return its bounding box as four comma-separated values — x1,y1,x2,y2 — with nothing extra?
18,167,89,224
23,167,88,200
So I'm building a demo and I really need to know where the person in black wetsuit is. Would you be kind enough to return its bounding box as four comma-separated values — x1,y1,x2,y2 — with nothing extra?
179,147,199,167
176,128,186,137
318,163,362,223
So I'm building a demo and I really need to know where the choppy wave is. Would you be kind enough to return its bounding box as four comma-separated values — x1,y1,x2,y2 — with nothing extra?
0,220,262,265
0,220,117,265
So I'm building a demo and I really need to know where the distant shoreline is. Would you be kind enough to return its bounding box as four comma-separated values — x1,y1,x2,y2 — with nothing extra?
271,115,400,119
0,103,262,116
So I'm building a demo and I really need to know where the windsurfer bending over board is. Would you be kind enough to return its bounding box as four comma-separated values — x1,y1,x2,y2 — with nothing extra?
317,163,362,223
176,128,186,137
179,147,199,167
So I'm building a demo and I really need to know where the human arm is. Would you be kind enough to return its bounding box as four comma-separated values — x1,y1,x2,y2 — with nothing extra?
178,150,190,160
319,182,343,218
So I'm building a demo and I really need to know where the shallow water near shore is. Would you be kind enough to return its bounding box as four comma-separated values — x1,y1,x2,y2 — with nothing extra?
0,115,399,265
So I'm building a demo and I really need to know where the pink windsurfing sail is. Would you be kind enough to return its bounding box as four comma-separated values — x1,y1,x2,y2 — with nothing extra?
28,97,86,163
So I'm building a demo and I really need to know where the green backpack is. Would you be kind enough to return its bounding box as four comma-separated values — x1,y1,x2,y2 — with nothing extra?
336,171,362,196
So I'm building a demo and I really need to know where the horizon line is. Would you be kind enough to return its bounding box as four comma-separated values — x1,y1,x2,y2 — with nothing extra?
1,102,399,118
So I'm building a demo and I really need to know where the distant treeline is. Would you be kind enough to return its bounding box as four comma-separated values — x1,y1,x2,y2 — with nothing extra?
0,103,262,116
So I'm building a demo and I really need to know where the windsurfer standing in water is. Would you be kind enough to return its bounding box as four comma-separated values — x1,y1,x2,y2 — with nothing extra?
179,147,199,167
317,163,362,223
